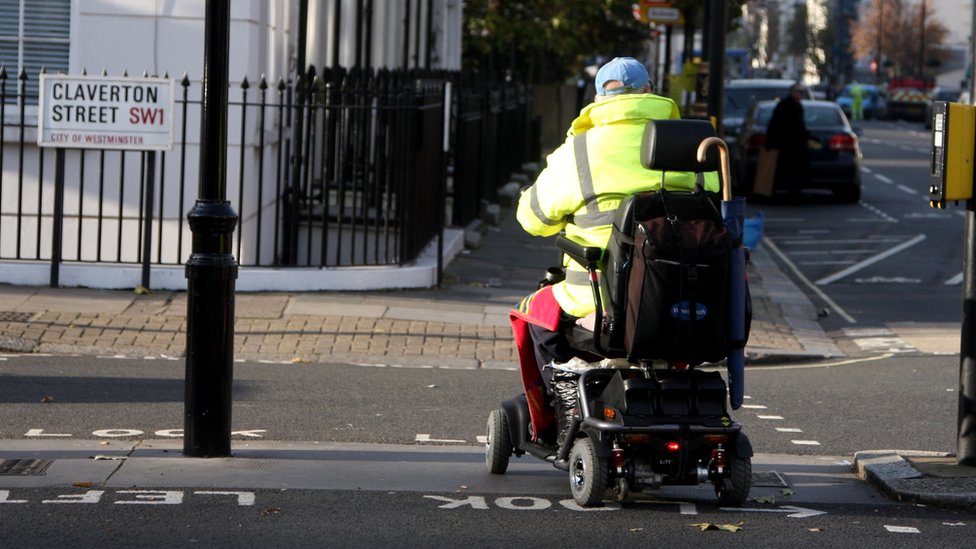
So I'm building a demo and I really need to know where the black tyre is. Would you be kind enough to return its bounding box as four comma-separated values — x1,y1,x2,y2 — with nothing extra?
835,184,861,203
485,409,512,474
569,437,608,507
715,454,752,506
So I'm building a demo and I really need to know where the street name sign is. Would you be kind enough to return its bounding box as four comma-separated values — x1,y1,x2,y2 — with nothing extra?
38,74,174,151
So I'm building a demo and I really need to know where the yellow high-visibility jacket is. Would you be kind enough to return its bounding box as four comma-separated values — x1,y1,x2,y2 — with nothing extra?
516,93,720,317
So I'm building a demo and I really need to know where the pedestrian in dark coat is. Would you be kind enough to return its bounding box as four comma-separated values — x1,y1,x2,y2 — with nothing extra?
765,83,811,196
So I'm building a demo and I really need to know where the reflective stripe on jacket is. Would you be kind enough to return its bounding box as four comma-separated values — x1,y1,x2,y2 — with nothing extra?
516,93,720,317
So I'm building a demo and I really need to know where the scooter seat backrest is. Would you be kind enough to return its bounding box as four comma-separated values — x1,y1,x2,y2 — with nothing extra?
640,119,719,173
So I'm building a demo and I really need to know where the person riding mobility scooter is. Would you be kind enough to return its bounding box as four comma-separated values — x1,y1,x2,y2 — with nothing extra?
485,119,753,507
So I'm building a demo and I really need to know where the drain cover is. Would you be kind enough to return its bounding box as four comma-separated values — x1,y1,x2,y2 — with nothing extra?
0,459,53,475
0,311,33,322
752,470,789,487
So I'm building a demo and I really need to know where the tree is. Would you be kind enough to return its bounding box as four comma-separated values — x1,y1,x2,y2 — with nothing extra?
849,0,949,78
462,0,652,83
462,0,748,84
785,2,807,58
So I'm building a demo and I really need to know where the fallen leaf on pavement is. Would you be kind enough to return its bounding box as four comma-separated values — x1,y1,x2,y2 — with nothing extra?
781,488,796,496
291,357,311,363
690,521,744,532
133,285,152,295
40,395,54,403
73,481,96,488
752,495,775,504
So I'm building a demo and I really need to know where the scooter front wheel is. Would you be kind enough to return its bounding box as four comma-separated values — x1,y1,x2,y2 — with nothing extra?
569,437,608,507
485,408,512,474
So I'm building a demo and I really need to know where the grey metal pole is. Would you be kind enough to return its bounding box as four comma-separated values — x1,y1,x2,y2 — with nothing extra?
184,0,238,458
958,0,976,467
706,0,726,136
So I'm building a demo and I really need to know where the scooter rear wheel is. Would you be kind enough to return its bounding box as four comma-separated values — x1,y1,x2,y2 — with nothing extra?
715,454,752,506
569,437,608,507
485,408,512,474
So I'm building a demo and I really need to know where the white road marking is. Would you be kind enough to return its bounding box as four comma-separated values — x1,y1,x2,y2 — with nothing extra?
721,505,826,519
883,525,921,534
946,272,963,285
874,174,893,184
740,404,767,409
24,429,71,437
854,276,921,284
777,238,904,245
896,184,919,195
756,415,784,420
791,440,821,446
763,238,857,324
416,434,467,443
815,234,927,285
800,261,856,266
776,428,803,433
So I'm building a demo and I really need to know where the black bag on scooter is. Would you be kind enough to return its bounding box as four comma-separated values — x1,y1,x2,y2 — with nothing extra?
619,188,732,364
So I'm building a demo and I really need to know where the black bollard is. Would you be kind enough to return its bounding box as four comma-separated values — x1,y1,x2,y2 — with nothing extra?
184,0,238,458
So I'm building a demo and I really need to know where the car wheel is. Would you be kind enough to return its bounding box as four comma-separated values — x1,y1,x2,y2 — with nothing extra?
835,184,861,203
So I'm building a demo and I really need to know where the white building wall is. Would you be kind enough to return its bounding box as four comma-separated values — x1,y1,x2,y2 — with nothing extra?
0,0,461,291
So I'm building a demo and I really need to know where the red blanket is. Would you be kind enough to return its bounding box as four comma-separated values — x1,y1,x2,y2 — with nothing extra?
509,286,563,440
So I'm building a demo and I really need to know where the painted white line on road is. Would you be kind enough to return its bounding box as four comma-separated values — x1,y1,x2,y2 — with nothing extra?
776,428,803,433
721,505,826,519
416,434,466,443
24,429,71,437
946,272,963,285
883,525,921,534
896,184,919,195
791,440,821,446
874,174,893,184
799,261,856,266
740,404,767,409
763,238,857,324
861,166,873,174
777,238,903,245
815,233,927,286
790,250,876,255
859,200,899,223
756,415,784,420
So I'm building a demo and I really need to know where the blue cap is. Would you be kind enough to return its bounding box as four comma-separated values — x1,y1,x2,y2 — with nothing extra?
595,57,650,96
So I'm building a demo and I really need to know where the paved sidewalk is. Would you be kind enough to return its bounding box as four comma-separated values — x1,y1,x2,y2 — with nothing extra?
0,205,839,368
2,200,975,510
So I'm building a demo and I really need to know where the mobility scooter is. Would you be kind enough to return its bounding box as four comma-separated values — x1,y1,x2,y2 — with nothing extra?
486,119,753,507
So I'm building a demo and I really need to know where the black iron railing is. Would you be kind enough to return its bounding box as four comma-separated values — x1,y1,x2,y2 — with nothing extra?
0,67,534,287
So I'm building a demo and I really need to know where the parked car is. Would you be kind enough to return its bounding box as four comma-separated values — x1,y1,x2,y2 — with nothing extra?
925,87,962,129
732,99,863,202
811,82,832,100
723,79,813,144
835,83,886,120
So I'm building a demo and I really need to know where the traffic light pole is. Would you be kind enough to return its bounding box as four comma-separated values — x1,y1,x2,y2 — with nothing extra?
957,8,976,466
705,0,725,136
183,0,238,458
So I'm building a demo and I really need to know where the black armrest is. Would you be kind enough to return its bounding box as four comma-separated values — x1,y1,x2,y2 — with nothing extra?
556,236,603,269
